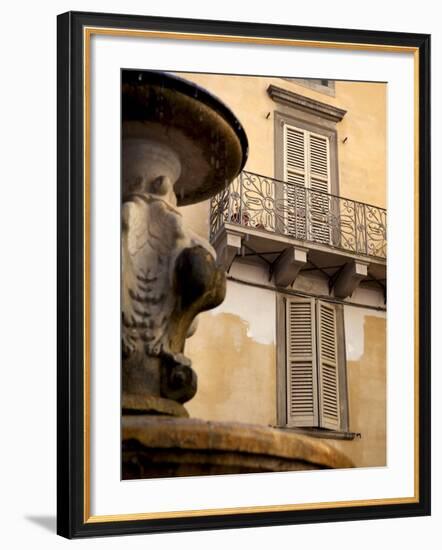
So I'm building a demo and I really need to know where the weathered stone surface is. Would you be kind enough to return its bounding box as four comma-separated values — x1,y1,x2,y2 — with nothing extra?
274,246,308,287
212,229,242,270
122,394,189,417
121,70,248,410
333,260,369,298
122,70,248,206
122,416,354,479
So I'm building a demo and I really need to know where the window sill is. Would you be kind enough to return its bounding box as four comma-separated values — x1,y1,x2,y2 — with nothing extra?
272,426,360,441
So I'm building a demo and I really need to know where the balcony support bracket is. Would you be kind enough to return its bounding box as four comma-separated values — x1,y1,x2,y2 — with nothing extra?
333,260,369,299
273,246,308,287
213,229,243,272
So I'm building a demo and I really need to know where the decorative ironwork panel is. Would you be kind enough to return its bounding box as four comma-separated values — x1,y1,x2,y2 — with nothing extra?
209,171,387,260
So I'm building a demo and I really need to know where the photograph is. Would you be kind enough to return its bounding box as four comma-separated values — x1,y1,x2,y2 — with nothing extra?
121,69,387,479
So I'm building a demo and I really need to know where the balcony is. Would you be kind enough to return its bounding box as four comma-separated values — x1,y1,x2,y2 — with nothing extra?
210,171,387,298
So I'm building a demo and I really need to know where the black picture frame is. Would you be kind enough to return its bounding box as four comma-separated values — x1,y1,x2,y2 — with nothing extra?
57,10,431,539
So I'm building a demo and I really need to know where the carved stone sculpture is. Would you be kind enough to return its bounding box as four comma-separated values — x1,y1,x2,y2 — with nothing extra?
121,71,247,416
122,142,226,408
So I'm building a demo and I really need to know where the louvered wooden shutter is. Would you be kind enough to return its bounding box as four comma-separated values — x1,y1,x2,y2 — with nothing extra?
317,300,340,430
283,125,331,243
286,297,318,427
308,132,331,244
283,125,307,239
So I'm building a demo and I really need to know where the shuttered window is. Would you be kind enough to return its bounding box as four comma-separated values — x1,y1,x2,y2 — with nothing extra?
283,124,331,244
286,298,318,426
284,126,307,240
285,296,342,430
317,301,341,430
284,125,307,187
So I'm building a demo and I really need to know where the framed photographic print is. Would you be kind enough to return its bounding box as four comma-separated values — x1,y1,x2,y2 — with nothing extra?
57,10,431,538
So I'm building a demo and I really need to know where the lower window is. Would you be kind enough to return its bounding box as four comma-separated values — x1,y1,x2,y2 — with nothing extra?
280,295,349,431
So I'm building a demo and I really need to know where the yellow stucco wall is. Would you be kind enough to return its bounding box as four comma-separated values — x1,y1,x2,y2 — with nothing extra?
177,72,386,209
179,73,386,242
336,81,387,209
186,277,277,425
327,315,387,467
186,311,277,426
186,304,387,468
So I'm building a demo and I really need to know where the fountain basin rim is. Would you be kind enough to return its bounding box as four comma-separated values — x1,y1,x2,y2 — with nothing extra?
122,69,249,174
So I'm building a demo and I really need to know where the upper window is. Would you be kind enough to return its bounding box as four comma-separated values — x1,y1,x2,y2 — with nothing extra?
282,78,336,97
283,123,331,193
283,123,332,245
282,295,348,431
268,83,345,199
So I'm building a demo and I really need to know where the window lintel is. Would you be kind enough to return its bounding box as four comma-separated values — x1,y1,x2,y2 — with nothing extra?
268,84,346,123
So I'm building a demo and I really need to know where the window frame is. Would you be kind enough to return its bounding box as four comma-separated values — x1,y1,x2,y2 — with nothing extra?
276,293,350,435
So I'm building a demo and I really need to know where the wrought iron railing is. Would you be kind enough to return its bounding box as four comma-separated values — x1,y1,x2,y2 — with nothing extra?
210,171,387,259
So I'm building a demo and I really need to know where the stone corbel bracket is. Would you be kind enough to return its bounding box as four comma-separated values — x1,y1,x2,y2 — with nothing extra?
273,246,308,287
333,260,369,299
212,229,243,271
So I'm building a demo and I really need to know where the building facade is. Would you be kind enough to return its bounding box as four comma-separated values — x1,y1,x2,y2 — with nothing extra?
178,72,387,468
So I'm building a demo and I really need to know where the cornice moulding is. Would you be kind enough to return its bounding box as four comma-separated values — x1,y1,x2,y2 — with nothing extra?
267,84,347,122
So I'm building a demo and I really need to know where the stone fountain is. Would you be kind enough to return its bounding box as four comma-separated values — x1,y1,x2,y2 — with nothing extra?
121,70,352,479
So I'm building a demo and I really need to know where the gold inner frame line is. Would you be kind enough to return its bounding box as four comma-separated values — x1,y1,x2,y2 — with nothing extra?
82,26,420,524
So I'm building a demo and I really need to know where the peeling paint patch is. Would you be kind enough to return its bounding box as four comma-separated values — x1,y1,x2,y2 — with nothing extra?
186,311,276,426
209,281,276,345
344,306,386,361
